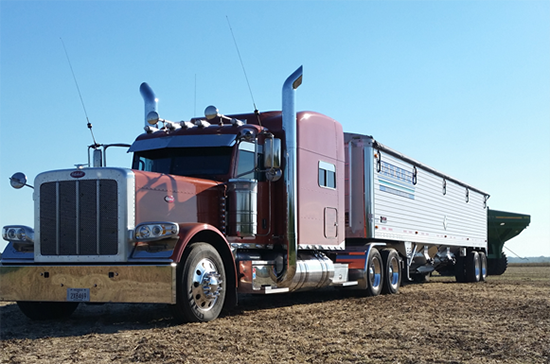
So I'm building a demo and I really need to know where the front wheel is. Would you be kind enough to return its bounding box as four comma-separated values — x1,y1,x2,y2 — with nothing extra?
16,301,79,320
171,243,226,323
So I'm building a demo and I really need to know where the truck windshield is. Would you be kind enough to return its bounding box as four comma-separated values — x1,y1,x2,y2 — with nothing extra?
132,147,232,180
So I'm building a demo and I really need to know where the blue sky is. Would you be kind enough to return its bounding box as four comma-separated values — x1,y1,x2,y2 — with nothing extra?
1,1,549,257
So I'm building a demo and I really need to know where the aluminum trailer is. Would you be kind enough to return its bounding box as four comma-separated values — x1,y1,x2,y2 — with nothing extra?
344,133,490,282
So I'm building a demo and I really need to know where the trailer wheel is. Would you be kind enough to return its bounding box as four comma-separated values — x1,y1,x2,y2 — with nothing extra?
171,243,226,323
465,250,481,283
365,248,384,296
381,249,401,294
479,251,488,281
16,301,79,320
454,255,467,283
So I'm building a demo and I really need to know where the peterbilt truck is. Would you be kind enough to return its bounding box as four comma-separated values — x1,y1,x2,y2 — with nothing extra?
0,67,490,322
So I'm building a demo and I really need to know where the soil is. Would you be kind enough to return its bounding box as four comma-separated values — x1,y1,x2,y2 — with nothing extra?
1,265,549,364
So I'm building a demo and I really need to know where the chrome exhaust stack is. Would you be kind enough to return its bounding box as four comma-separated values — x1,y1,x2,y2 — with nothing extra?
139,82,158,128
278,66,303,287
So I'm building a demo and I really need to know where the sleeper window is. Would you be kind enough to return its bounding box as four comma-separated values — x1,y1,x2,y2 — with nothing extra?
318,161,336,189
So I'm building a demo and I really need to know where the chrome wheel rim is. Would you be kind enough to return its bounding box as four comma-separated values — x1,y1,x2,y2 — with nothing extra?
190,258,223,312
369,256,382,289
389,256,400,288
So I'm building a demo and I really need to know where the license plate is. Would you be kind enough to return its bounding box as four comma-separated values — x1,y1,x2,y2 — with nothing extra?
67,288,90,302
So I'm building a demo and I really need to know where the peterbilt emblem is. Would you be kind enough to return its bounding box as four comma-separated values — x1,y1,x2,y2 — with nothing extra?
70,171,86,178
164,195,175,203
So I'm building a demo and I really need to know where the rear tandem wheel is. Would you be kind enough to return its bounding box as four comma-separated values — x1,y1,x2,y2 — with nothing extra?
365,248,384,296
381,249,401,294
479,251,488,281
465,250,481,283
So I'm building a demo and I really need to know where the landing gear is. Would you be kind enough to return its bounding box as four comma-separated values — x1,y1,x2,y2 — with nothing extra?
171,243,226,323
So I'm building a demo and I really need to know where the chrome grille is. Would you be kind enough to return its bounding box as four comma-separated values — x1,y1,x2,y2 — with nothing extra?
40,179,118,255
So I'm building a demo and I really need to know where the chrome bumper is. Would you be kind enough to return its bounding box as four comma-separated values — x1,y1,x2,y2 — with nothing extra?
0,264,177,304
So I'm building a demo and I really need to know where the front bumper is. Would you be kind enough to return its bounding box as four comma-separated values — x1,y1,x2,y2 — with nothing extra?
0,264,177,304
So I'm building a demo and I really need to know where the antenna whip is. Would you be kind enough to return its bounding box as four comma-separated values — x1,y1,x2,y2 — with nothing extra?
226,16,259,117
60,38,98,146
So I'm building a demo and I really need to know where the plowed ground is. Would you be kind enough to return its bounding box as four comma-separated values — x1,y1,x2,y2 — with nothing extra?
1,265,549,364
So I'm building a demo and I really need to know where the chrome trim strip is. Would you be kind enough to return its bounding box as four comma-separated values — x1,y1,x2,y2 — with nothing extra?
96,180,101,254
364,143,375,239
75,181,80,254
348,142,353,227
55,182,60,255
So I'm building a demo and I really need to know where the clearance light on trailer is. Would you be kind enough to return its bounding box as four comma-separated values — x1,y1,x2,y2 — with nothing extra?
135,222,179,242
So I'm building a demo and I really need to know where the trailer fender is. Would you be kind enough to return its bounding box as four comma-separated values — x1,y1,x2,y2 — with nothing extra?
171,223,238,309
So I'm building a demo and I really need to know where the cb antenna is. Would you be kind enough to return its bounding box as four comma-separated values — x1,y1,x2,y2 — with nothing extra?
60,38,98,146
226,16,262,126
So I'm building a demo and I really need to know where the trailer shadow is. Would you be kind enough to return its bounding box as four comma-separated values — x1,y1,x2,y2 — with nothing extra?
0,288,361,340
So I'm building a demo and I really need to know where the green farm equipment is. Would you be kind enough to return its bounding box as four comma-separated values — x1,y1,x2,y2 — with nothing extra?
487,209,531,275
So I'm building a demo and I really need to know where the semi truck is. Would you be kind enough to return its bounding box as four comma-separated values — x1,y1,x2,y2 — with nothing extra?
0,67,490,322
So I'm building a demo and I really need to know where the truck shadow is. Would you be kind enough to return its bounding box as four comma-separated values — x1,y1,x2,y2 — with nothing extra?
0,288,360,340
0,301,175,340
1,280,468,341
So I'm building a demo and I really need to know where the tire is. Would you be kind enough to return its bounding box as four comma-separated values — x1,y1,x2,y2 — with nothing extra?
465,250,481,283
171,243,226,323
16,301,79,320
488,252,508,275
381,249,401,294
365,248,384,297
479,251,488,281
455,255,467,283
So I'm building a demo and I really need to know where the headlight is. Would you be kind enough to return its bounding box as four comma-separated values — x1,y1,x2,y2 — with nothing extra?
135,222,179,242
2,225,34,243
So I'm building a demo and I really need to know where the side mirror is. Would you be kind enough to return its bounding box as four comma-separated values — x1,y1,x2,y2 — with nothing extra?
264,137,281,169
9,172,33,189
264,137,282,182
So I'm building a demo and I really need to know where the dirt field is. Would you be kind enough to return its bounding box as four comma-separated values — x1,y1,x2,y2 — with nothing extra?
1,265,549,364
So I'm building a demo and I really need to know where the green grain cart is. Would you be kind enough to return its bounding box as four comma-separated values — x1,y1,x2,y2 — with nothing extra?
487,209,531,275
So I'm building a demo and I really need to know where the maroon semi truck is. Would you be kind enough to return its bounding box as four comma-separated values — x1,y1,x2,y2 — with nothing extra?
1,67,489,322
